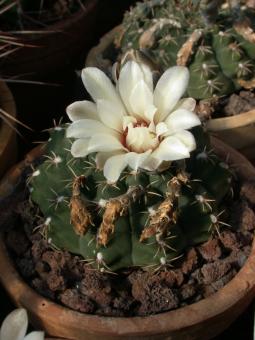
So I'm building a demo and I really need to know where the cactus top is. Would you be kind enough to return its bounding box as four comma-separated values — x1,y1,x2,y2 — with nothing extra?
119,0,255,99
66,61,201,183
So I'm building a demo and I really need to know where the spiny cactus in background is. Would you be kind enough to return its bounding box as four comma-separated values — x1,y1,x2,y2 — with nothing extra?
118,0,255,99
29,56,233,273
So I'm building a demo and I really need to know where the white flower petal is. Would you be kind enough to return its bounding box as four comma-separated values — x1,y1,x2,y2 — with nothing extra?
66,119,113,139
140,64,153,92
154,66,189,121
104,154,127,183
173,130,196,152
112,62,118,84
164,109,201,134
24,331,45,340
155,122,168,137
123,116,137,130
88,134,125,153
96,151,124,169
119,61,151,114
152,136,190,161
97,99,123,131
148,121,156,132
125,150,152,171
142,156,162,171
82,67,125,114
129,80,154,121
66,63,199,181
66,100,98,122
71,139,90,158
126,124,158,153
174,97,196,112
145,105,158,122
0,308,28,340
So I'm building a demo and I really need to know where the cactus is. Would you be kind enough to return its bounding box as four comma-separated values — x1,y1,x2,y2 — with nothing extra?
29,125,232,272
118,0,255,99
28,54,234,273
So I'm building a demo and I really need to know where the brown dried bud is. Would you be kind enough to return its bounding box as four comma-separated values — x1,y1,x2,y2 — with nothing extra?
234,18,255,44
70,176,93,236
97,200,127,247
238,78,255,90
140,173,187,242
177,30,203,66
98,186,145,246
196,98,218,121
140,198,174,242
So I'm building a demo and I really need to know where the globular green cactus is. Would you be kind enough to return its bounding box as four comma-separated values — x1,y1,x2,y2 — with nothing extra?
118,0,255,99
29,125,233,272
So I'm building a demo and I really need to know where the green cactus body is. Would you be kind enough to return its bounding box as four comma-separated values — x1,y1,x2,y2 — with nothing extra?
119,0,255,99
30,126,232,272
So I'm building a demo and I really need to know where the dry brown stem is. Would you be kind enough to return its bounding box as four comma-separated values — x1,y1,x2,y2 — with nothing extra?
97,200,126,247
234,19,255,44
70,176,93,236
196,98,219,121
139,18,181,49
177,30,203,66
98,186,144,246
238,78,255,89
140,198,174,242
140,173,187,242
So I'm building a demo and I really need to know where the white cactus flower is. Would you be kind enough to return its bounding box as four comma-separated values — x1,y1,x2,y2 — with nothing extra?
66,61,201,183
0,308,44,340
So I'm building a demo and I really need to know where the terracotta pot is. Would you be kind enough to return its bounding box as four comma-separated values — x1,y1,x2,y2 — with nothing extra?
85,25,121,74
206,110,255,161
0,0,99,78
0,138,255,340
0,81,16,178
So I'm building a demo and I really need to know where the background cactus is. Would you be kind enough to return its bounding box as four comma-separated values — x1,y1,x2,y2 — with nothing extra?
118,0,255,99
29,125,233,272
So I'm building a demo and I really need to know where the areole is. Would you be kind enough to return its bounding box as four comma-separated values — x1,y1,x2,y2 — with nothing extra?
0,137,255,340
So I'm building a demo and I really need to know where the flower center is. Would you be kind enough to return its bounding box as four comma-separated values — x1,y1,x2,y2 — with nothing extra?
124,121,159,153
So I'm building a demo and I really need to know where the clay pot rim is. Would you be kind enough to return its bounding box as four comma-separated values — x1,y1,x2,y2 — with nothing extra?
85,25,122,67
0,138,255,337
18,0,99,37
0,81,16,157
206,108,255,131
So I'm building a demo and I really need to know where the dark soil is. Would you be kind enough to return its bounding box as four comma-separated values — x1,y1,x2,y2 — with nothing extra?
3,178,255,317
224,91,255,117
197,90,255,121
